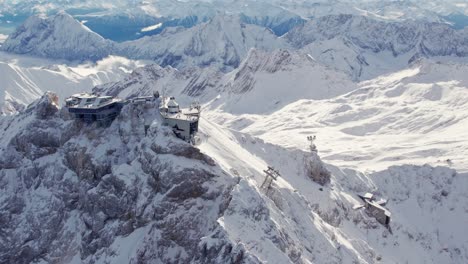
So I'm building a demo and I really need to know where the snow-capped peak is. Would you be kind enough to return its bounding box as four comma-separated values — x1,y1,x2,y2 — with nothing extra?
118,14,288,71
283,14,468,80
1,11,113,61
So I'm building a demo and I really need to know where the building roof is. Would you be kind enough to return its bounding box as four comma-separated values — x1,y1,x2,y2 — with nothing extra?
366,200,392,217
70,92,95,99
159,96,200,122
66,93,122,109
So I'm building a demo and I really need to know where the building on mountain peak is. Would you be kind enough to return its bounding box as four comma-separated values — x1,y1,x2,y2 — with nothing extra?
159,96,200,143
65,93,125,126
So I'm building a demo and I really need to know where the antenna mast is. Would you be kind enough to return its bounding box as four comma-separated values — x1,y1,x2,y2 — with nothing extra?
307,135,317,152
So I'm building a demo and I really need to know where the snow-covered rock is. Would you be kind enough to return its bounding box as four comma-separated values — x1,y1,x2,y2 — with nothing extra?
197,118,468,264
93,64,223,103
0,91,360,264
207,49,357,114
0,93,243,263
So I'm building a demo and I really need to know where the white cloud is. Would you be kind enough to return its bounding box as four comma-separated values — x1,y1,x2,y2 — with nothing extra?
141,22,162,32
0,34,8,44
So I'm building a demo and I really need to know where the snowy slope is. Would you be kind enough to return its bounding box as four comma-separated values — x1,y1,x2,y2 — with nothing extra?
197,118,468,264
207,59,468,173
206,49,357,114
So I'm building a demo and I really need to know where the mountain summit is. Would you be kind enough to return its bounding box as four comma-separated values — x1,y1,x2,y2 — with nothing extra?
1,11,113,61
118,14,287,71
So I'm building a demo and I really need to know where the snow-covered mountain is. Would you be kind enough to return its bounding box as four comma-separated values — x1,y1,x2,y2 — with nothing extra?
212,59,468,173
93,64,223,101
285,14,468,80
2,2,468,263
0,93,242,263
2,12,287,71
1,87,467,263
1,0,467,44
118,15,287,71
90,48,357,115
207,49,357,114
1,11,113,61
4,11,468,80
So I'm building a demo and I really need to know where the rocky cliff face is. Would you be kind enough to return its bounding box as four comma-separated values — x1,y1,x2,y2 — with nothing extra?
0,91,344,264
287,14,468,57
93,64,223,100
285,14,468,80
0,93,243,263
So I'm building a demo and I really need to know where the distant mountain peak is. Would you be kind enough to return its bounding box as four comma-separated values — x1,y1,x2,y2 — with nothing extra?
1,12,112,61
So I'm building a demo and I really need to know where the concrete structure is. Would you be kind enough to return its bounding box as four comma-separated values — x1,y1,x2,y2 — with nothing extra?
357,192,391,227
65,93,125,126
159,96,200,142
364,200,391,226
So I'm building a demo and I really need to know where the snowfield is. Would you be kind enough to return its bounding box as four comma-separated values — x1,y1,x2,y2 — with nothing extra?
204,59,468,173
197,119,468,264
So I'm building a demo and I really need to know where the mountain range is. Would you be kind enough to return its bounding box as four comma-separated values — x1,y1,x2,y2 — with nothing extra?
2,12,468,80
1,2,468,264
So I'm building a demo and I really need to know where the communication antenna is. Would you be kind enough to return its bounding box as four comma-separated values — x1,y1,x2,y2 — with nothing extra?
307,135,317,152
162,87,166,104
